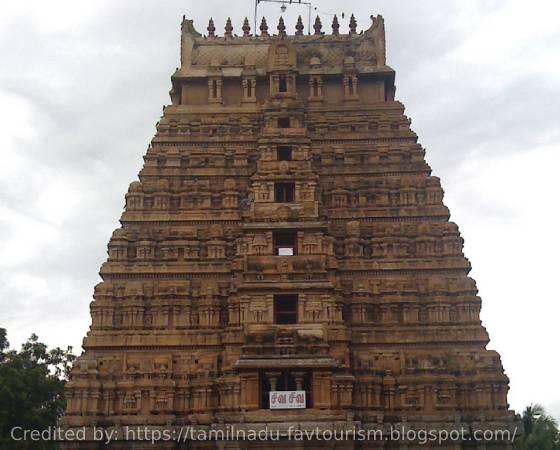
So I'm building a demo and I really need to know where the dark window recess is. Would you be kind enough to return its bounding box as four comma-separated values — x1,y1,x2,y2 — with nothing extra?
274,294,298,324
259,373,275,409
277,117,290,128
260,369,312,408
277,146,293,161
278,76,288,93
273,230,297,256
274,182,295,202
348,77,355,95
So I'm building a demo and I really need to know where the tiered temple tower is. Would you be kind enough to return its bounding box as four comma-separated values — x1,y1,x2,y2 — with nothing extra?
62,13,517,449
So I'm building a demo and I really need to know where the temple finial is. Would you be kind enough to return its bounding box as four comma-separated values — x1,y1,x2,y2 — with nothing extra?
260,17,269,37
313,16,322,35
349,14,357,34
277,16,286,37
224,17,233,37
295,15,304,36
242,17,251,37
332,15,340,35
207,18,215,37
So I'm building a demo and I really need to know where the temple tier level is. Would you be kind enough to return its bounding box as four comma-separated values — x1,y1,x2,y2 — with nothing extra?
61,13,516,449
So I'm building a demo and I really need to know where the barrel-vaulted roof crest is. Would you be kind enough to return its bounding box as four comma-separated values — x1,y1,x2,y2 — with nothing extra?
178,14,387,74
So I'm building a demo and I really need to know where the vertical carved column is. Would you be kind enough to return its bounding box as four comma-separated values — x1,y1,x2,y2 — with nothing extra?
287,74,294,94
343,74,359,101
89,391,100,415
331,381,340,407
265,371,281,390
269,75,278,97
80,391,89,416
242,77,256,103
102,391,110,416
308,75,323,102
313,371,332,408
208,77,222,103
383,372,396,410
292,371,306,391
239,373,259,410
216,78,222,100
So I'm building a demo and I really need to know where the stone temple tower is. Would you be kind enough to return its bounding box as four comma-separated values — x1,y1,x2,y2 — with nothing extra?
61,12,517,449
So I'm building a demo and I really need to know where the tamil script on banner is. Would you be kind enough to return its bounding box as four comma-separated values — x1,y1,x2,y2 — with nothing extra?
269,390,306,409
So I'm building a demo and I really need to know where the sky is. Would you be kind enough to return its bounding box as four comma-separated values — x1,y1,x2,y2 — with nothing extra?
1,0,559,419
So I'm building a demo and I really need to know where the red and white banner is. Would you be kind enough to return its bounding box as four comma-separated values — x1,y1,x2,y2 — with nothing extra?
269,390,306,409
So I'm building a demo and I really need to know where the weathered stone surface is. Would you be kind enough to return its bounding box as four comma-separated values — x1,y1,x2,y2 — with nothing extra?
61,13,516,449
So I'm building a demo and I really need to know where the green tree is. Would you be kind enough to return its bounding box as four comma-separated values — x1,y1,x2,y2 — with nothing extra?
0,329,76,450
0,328,8,362
517,403,560,450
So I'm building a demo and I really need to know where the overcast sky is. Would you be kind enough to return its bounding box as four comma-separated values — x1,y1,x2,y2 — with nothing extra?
1,0,559,419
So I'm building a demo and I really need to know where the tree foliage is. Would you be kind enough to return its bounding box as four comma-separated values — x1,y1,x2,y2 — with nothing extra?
516,403,560,450
0,328,76,450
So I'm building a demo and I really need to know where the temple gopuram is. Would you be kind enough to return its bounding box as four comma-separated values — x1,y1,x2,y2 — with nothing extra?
61,12,517,450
